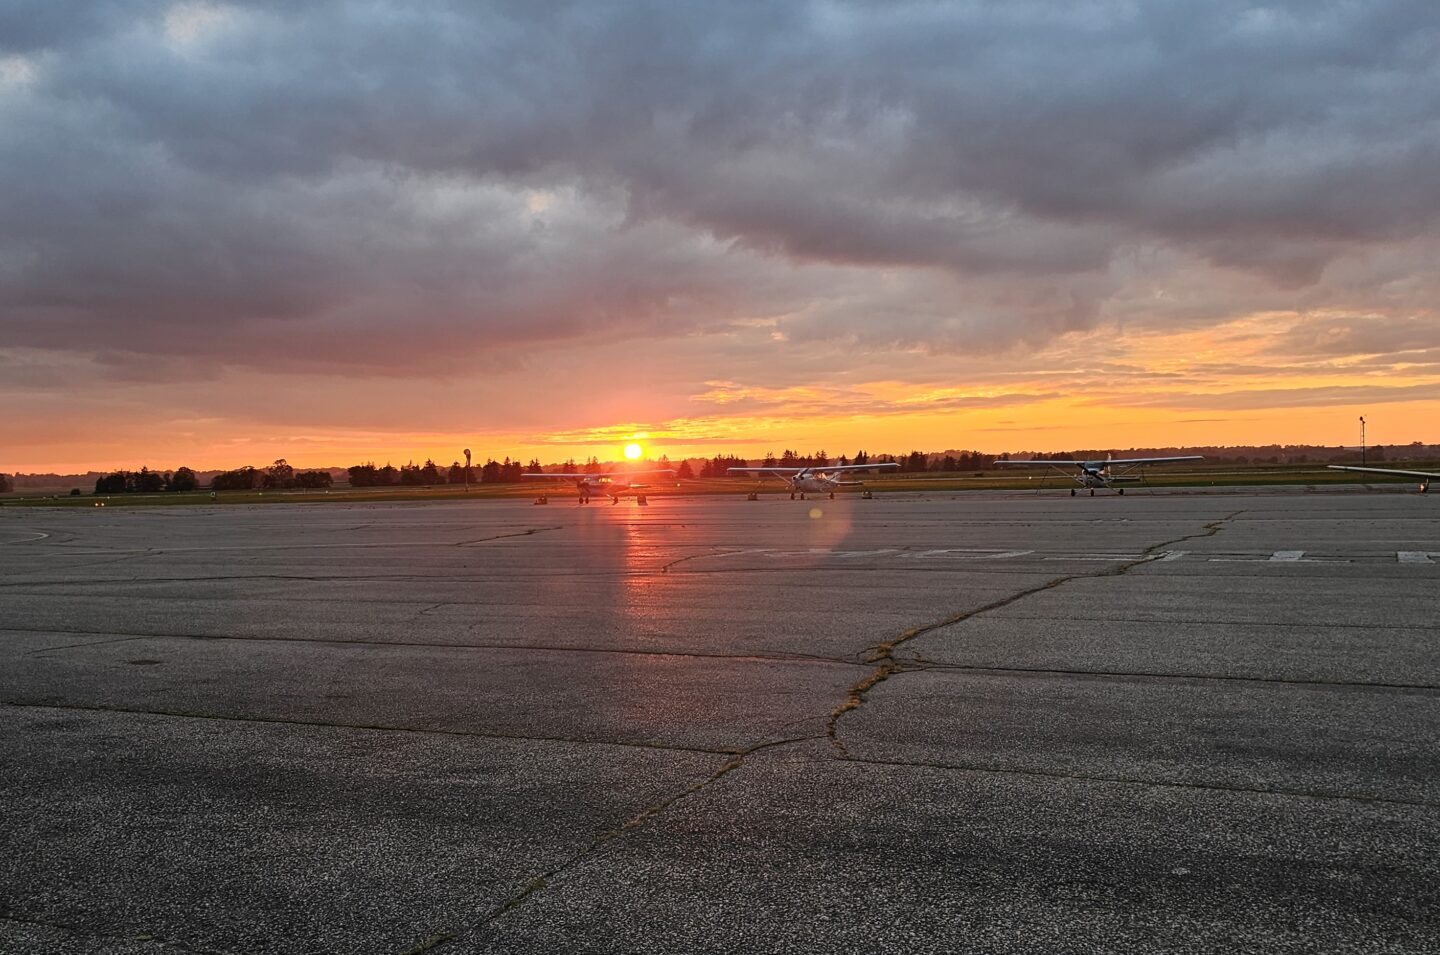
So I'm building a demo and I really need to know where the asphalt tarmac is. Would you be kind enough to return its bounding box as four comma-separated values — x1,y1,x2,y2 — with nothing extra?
2,488,1437,953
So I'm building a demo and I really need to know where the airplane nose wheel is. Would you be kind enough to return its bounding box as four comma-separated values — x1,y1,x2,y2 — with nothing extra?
1118,488,1124,495
1070,489,1076,496
746,492,758,501
533,495,549,505
861,491,873,499
1089,489,1095,496
828,492,835,499
636,494,648,506
789,492,796,500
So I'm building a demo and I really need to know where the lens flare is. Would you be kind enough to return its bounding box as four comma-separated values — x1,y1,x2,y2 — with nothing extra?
623,442,644,460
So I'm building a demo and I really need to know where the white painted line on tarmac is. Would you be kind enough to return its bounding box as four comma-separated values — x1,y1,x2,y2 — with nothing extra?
1269,550,1307,561
0,532,50,544
911,549,1034,560
1398,551,1436,564
1155,551,1189,562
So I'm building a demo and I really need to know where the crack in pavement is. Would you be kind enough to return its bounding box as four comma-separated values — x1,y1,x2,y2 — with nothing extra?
401,733,824,954
825,511,1246,757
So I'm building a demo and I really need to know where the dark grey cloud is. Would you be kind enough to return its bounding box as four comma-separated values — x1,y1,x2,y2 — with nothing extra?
1,0,1437,371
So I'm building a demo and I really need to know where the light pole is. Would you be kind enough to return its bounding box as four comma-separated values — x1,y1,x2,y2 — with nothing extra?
463,448,471,493
1359,417,1366,466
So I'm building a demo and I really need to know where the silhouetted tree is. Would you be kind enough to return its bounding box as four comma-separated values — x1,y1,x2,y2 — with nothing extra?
169,467,199,492
420,459,442,484
481,459,502,483
263,459,295,489
0,473,13,493
676,460,695,479
212,467,262,490
294,470,333,488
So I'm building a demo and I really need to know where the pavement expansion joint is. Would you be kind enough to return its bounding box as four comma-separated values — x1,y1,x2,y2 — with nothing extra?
838,754,1440,809
892,661,1440,692
0,914,233,955
0,701,733,756
826,510,1247,758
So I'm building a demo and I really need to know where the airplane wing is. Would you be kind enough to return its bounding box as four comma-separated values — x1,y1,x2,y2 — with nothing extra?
522,470,675,480
817,462,901,473
1101,456,1204,466
1328,465,1440,479
997,456,1202,467
728,467,804,475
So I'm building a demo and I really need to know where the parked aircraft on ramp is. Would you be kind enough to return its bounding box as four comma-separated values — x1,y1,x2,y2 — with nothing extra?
521,470,674,505
1328,465,1435,493
728,462,900,499
997,455,1204,495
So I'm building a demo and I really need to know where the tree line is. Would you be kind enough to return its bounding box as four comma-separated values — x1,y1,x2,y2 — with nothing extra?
94,460,333,494
347,457,544,487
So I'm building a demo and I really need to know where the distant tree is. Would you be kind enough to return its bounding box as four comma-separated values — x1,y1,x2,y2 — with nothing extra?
377,464,400,486
676,460,695,480
584,456,604,475
812,450,828,468
399,463,424,485
853,450,869,465
169,467,199,492
500,457,524,482
481,459,502,483
347,464,378,487
838,455,850,467
762,452,778,467
95,472,129,494
526,458,543,474
134,467,166,493
212,467,262,491
904,451,928,473
419,459,442,485
447,461,466,484
264,459,295,489
940,455,958,472
294,470,333,488
0,473,13,493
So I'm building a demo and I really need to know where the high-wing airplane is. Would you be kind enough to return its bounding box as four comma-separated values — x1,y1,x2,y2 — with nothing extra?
997,454,1204,495
1328,465,1435,493
521,470,674,505
727,462,900,499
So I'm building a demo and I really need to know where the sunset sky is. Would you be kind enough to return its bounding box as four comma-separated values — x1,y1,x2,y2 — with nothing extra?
2,2,1437,472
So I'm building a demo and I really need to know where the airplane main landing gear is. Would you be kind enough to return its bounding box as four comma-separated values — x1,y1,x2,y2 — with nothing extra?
861,491,873,499
1070,489,1076,496
579,494,590,505
746,491,759,501
789,492,796,500
1089,489,1096,496
533,495,549,505
1118,488,1125,495
1422,482,1430,494
611,496,620,505
828,491,835,499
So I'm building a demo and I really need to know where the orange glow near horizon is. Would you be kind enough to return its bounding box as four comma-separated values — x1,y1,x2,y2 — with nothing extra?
5,312,1439,475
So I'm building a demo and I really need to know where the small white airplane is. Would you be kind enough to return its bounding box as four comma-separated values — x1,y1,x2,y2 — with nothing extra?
520,470,674,505
727,462,901,499
997,454,1203,495
1328,465,1435,493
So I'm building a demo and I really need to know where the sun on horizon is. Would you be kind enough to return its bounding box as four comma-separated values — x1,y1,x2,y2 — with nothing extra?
623,442,644,460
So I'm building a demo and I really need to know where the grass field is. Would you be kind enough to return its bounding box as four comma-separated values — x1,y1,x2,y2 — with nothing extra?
4,462,1435,507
